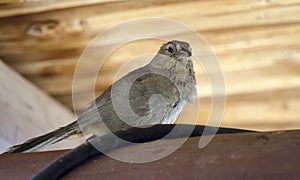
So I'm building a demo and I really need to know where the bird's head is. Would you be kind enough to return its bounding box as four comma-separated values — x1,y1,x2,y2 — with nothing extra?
158,40,192,61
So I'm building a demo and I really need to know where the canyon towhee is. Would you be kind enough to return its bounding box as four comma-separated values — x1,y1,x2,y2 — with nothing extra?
5,40,197,153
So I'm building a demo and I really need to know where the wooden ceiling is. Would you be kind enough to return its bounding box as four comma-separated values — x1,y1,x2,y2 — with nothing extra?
0,0,300,131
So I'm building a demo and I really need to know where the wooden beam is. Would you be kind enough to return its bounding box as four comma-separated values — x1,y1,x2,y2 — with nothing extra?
0,0,120,18
0,0,26,4
0,60,79,153
0,130,299,179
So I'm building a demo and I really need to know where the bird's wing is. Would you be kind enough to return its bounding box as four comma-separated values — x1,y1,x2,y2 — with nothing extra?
77,66,181,133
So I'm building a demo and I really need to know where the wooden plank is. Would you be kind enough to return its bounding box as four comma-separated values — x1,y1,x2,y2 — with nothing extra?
1,0,299,18
0,130,299,179
0,60,78,153
0,0,120,18
0,0,26,4
181,86,300,131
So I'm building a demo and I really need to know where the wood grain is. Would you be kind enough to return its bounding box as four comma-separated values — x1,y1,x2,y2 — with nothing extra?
0,0,299,142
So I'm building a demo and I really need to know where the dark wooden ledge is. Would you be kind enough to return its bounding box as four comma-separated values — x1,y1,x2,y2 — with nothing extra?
1,130,299,180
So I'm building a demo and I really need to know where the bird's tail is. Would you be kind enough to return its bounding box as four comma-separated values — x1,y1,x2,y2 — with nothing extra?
4,121,80,154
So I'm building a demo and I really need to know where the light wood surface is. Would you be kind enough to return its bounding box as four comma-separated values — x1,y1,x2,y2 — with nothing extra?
0,60,81,153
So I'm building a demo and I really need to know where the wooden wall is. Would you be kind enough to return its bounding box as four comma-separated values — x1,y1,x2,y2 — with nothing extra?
0,0,299,137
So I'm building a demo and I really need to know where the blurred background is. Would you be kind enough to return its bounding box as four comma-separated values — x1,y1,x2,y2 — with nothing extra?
0,0,299,152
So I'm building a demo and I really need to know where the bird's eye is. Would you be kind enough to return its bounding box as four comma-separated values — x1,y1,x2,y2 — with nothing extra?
168,46,174,53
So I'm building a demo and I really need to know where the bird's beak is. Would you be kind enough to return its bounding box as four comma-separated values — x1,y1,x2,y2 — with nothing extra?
179,50,192,58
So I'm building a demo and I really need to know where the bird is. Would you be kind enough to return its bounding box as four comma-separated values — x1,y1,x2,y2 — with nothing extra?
5,40,197,153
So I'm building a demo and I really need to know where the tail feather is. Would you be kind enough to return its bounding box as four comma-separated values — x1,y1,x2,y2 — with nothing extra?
4,121,80,154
